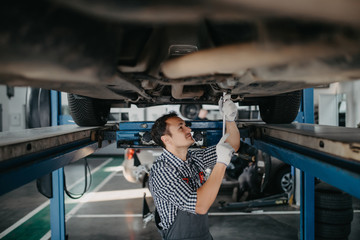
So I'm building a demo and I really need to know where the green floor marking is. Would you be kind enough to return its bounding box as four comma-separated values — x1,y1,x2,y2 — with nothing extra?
2,157,123,240
2,206,51,240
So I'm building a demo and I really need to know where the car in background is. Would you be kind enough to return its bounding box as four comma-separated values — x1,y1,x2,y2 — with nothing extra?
1,0,360,126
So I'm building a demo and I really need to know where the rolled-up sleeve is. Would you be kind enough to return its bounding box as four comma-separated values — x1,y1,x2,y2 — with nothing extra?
192,145,217,169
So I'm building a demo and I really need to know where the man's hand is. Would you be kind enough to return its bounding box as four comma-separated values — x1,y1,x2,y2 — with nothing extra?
218,94,237,121
216,134,235,166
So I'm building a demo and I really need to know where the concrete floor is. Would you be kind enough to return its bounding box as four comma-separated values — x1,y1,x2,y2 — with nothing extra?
0,156,359,240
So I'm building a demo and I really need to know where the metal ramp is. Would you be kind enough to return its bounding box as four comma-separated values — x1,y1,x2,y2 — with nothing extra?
0,124,117,195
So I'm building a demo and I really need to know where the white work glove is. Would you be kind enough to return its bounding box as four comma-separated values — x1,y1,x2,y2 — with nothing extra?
216,134,235,166
218,94,237,121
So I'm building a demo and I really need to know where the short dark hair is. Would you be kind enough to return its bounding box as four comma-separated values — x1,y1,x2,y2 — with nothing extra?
151,112,178,148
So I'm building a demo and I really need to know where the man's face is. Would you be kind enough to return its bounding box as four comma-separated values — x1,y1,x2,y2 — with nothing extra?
163,117,194,148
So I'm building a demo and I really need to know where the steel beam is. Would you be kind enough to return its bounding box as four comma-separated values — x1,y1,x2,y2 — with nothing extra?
0,125,114,196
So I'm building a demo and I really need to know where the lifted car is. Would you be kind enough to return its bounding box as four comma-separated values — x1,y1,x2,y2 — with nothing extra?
1,0,360,126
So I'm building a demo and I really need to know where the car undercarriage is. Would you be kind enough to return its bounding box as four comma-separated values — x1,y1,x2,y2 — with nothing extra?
1,0,360,125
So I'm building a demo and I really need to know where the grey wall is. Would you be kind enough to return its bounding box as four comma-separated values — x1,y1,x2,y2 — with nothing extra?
314,79,360,128
0,86,27,132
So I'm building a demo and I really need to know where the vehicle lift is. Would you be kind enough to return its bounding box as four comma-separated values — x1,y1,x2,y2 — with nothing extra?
1,89,360,240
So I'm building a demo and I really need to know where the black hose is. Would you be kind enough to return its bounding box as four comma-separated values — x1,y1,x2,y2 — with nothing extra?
63,158,92,199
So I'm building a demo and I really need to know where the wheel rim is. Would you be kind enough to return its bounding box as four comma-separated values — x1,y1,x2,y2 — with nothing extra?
180,104,201,119
281,172,293,193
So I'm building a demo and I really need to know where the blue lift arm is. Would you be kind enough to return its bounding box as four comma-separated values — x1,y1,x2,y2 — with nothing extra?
0,124,116,196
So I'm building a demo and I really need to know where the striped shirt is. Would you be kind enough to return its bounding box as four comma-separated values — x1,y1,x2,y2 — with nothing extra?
149,146,217,230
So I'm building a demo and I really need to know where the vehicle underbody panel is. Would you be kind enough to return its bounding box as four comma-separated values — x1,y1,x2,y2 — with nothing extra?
1,0,360,106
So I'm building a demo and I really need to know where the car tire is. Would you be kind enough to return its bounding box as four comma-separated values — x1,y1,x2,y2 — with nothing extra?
315,183,353,210
275,167,293,194
315,222,351,239
314,182,353,240
68,93,111,126
315,208,353,225
180,104,202,119
259,90,301,124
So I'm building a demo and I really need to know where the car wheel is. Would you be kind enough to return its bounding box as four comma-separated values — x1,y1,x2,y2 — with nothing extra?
315,208,354,225
68,93,111,126
275,167,293,194
314,182,353,240
180,104,202,119
259,90,301,124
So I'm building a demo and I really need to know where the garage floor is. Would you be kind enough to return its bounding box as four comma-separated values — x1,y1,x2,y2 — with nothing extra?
0,156,359,240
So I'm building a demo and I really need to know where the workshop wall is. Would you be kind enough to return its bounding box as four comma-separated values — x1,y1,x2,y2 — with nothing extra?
0,86,27,132
314,79,360,128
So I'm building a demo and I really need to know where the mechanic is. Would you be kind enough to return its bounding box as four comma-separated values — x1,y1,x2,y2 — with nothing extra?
149,95,240,240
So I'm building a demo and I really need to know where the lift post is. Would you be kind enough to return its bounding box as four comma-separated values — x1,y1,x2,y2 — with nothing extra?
297,88,315,240
49,90,66,240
